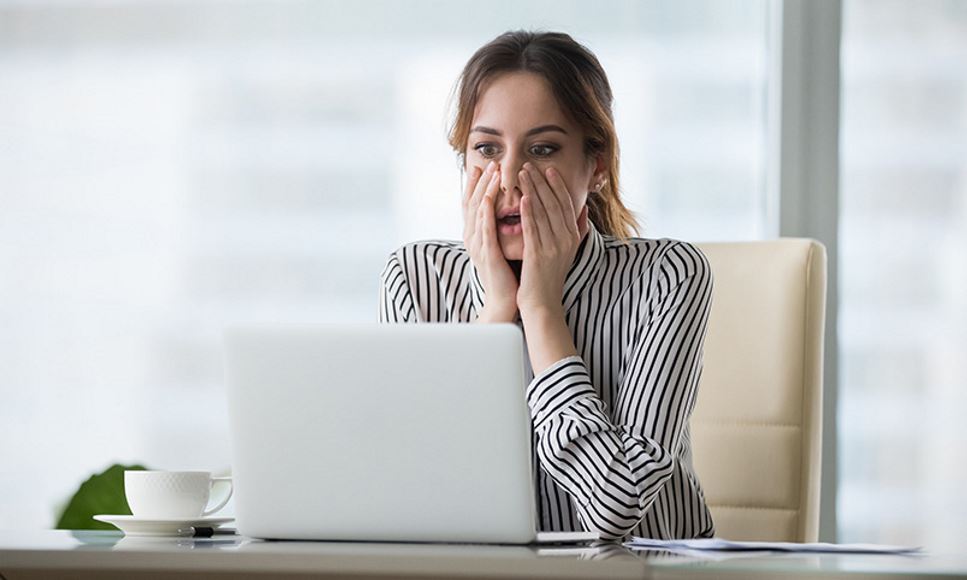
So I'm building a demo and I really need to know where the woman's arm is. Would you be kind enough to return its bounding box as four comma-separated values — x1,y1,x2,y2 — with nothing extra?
515,163,588,371
518,304,578,372
379,251,418,323
526,243,713,540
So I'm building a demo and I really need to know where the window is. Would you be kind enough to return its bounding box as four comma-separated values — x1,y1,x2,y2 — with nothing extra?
839,0,967,551
0,0,771,527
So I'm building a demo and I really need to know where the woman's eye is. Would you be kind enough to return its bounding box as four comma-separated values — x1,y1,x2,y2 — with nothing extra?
529,144,558,158
474,144,499,158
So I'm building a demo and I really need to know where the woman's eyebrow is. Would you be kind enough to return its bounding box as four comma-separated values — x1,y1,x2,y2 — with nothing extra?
470,124,569,137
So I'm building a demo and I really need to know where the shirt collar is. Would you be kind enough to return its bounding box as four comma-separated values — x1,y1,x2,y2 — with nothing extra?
469,221,606,316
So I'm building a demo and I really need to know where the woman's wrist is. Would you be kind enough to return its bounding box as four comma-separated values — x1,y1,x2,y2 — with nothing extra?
519,304,578,374
475,302,518,324
519,303,565,326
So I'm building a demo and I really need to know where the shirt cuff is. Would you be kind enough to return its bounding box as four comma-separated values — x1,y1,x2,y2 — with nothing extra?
525,355,596,429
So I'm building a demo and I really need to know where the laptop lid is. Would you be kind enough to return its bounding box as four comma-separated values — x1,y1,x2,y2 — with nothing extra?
224,323,538,543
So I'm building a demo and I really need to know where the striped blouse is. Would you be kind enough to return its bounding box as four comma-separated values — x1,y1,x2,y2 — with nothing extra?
378,222,715,541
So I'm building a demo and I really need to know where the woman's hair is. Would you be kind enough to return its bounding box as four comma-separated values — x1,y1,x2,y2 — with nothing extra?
448,30,639,239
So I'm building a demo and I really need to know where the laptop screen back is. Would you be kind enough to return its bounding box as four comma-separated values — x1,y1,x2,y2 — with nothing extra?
224,323,537,543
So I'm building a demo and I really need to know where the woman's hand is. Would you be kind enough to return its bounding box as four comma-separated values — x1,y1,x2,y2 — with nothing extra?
463,161,519,323
517,163,589,319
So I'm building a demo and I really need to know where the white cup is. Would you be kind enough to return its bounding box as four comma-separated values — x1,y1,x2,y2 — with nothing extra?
124,470,233,519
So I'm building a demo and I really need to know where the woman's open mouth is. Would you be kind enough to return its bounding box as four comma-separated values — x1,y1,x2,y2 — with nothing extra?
498,212,521,235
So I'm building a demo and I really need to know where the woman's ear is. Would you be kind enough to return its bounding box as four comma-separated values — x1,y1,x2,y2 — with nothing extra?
594,154,607,176
589,154,608,193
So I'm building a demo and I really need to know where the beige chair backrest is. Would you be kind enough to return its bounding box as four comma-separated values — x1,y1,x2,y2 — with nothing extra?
691,239,826,542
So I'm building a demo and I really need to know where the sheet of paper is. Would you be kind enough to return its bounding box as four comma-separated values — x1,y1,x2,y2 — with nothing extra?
536,546,604,557
535,531,599,544
625,537,923,555
627,546,778,562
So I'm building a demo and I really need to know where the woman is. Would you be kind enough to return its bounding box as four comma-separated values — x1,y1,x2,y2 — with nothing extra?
379,30,714,541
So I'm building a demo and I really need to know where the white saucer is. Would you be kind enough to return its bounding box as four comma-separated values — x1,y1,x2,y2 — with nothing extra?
93,515,235,537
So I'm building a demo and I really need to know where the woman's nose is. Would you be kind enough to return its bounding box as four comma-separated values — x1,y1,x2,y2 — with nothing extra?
499,157,523,196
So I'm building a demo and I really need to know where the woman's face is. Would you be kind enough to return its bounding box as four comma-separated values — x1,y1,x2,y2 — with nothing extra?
466,71,604,261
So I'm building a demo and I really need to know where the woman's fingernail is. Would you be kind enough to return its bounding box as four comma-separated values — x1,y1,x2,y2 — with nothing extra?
486,160,495,171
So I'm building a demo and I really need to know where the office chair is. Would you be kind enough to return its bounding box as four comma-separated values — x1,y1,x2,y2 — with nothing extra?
691,239,827,542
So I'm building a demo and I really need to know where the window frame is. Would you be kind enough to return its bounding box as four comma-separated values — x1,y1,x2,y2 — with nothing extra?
768,0,842,542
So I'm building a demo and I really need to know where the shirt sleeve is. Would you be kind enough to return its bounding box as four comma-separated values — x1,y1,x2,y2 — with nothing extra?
525,242,713,540
378,251,418,323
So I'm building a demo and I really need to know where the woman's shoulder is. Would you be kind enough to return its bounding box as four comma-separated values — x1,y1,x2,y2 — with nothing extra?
381,238,470,278
602,235,709,270
385,238,467,260
599,235,712,293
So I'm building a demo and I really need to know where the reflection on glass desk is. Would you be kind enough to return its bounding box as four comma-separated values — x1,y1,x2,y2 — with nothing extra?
1,530,966,580
0,530,646,580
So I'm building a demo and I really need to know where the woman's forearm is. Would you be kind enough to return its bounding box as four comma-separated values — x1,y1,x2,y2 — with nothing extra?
477,303,578,376
520,305,578,374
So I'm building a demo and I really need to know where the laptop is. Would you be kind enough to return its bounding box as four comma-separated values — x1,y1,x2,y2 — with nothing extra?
223,323,597,544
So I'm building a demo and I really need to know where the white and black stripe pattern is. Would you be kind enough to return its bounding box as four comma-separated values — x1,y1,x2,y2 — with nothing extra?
378,222,715,541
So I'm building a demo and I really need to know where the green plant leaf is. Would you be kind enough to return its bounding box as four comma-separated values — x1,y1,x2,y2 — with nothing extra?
55,464,148,530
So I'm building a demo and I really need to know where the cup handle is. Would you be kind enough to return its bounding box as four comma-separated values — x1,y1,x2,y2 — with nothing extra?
202,476,234,516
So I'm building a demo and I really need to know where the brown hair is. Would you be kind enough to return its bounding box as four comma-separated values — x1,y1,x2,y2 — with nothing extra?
448,30,639,239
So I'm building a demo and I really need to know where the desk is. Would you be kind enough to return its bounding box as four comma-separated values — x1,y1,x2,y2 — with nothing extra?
1,530,965,580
